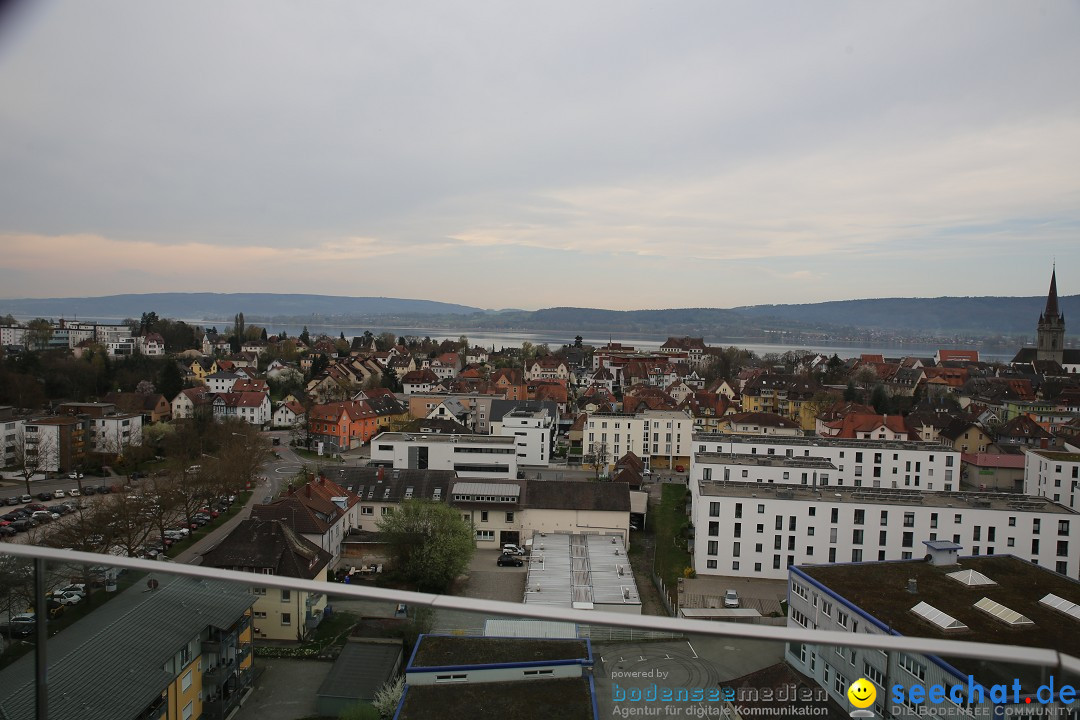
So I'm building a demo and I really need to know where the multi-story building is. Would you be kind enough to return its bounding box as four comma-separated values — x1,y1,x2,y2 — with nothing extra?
18,416,89,473
201,518,331,642
307,400,379,453
693,433,961,492
0,574,254,720
211,392,271,426
89,412,143,456
251,476,360,568
690,473,1078,580
1024,447,1080,511
496,405,554,466
585,410,694,473
0,407,25,468
786,552,1080,718
369,432,518,480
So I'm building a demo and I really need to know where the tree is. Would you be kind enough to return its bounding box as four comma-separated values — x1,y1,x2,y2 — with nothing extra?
24,318,53,350
371,675,406,719
139,311,159,334
381,366,401,393
12,427,58,495
587,441,609,481
574,335,583,348
377,500,475,593
159,360,185,401
299,326,311,346
843,381,858,402
260,327,268,341
234,312,246,343
870,384,890,415
376,332,397,352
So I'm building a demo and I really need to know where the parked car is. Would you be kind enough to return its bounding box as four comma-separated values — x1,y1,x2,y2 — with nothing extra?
4,496,21,506
68,472,83,480
31,511,58,523
19,495,32,504
1,613,36,637
502,544,525,556
0,526,16,538
49,590,83,606
57,584,87,597
81,486,96,496
52,489,66,498
68,488,80,497
95,485,111,494
36,491,53,501
497,553,524,567
723,589,740,608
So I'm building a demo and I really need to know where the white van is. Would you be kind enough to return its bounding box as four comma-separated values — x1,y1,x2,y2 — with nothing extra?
502,544,525,556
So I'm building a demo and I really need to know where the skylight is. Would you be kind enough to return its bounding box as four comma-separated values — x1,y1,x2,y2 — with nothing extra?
974,597,1033,626
946,569,996,587
1039,593,1080,622
911,601,968,631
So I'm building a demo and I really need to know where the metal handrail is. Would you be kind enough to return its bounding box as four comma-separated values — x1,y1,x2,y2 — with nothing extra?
1,543,1076,673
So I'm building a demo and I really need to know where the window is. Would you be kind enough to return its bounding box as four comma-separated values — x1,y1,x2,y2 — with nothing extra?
854,509,865,525
903,512,915,527
476,530,495,540
481,510,489,522
182,701,194,720
710,501,721,517
252,587,266,596
505,512,514,523
898,653,926,682
734,503,742,518
902,532,913,548
707,560,717,569
831,508,839,523
281,612,292,626
181,670,192,692
1060,520,1071,535
880,511,888,525
732,542,741,557
707,541,718,556
1034,519,1041,535
361,506,373,515
281,589,291,602
852,529,864,545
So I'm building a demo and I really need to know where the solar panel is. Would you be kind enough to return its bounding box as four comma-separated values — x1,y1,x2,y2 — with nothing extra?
1039,593,1080,622
974,597,1033,626
911,601,968,631
946,569,996,586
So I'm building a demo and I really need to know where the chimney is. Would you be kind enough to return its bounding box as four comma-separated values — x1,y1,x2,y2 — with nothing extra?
305,484,312,497
907,578,918,594
378,466,385,481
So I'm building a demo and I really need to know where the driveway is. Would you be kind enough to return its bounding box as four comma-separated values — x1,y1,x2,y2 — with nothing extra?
432,549,528,634
234,658,333,720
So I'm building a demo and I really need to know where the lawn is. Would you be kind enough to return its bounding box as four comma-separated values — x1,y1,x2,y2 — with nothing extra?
652,483,692,604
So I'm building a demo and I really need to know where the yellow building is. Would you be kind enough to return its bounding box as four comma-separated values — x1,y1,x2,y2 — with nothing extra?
0,575,254,720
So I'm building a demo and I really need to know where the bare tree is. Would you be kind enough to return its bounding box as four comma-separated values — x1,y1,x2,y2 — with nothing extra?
214,420,270,491
99,493,155,558
12,427,58,495
587,441,609,481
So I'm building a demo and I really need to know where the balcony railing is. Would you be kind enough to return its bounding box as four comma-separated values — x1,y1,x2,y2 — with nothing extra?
3,543,1079,720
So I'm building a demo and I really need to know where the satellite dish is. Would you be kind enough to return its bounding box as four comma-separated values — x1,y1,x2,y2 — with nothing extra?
147,578,159,591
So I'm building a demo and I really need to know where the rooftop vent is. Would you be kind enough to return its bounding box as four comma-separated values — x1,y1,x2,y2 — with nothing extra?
947,569,996,587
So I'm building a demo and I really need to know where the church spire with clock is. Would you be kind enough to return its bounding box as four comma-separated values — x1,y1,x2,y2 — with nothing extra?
1036,266,1065,364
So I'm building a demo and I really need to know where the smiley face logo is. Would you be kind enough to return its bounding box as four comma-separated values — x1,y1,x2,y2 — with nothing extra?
847,678,876,709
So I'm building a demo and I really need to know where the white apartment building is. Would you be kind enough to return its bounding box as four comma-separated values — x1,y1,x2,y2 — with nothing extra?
206,372,240,395
693,433,961,492
1024,447,1080,511
585,410,693,472
369,432,519,480
1,416,25,467
497,406,554,466
0,326,27,346
89,413,143,454
691,469,1079,581
785,551,1080,719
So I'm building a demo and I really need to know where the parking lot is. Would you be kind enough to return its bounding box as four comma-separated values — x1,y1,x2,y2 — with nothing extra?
431,549,529,633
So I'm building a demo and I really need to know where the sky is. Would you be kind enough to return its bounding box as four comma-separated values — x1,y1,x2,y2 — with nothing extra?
0,1,1078,311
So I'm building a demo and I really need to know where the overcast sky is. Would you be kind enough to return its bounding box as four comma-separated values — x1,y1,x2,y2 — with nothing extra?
0,1,1077,311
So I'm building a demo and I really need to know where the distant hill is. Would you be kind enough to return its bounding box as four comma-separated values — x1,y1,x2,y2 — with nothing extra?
729,296,1080,336
0,293,483,320
1,292,1076,340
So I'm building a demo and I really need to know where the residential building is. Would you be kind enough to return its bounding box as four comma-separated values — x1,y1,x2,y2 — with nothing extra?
338,467,457,533
369,432,518,479
719,411,803,437
205,371,241,395
690,473,1079,580
211,392,271,426
401,369,442,395
960,452,1025,493
103,391,172,423
1024,448,1080,511
525,357,569,382
136,332,166,356
18,416,88,473
200,518,332,642
693,433,961,492
496,405,554,466
171,386,213,420
272,399,307,429
0,574,254,720
786,554,1080,719
251,475,360,568
659,336,708,367
308,400,379,453
89,412,143,456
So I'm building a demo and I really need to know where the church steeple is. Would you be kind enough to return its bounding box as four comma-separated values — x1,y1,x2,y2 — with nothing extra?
1043,265,1061,320
1036,265,1065,364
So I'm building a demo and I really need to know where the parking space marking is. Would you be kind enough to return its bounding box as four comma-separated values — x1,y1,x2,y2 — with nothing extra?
687,641,698,659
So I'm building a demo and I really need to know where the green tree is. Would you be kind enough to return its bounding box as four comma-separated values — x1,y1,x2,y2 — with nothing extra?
843,381,858,402
139,311,159,334
870,384,889,414
299,326,311,346
234,312,245,342
377,500,475,593
381,366,402,393
574,335,583,348
159,361,185,400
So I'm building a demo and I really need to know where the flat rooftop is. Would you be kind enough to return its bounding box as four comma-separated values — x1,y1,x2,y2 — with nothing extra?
373,432,515,445
696,480,1076,514
524,533,640,609
1026,449,1080,463
797,555,1080,686
693,432,955,452
397,677,593,720
695,452,837,469
410,636,588,667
